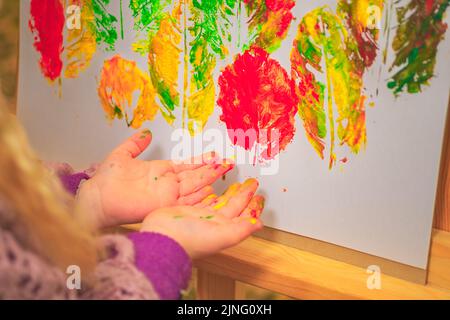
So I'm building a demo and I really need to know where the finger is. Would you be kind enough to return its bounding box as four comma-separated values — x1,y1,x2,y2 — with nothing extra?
179,163,234,196
172,152,220,173
241,195,265,218
178,185,214,206
111,129,152,158
207,183,241,210
195,194,218,208
213,179,259,218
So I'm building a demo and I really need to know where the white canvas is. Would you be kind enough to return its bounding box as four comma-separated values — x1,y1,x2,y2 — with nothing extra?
18,0,450,269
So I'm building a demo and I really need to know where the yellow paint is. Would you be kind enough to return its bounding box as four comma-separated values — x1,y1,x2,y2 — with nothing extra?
242,179,257,189
213,201,227,211
65,0,97,78
205,194,218,200
132,39,150,55
354,0,371,28
187,75,216,135
224,183,241,196
304,15,319,38
250,218,258,225
97,55,159,128
149,3,182,124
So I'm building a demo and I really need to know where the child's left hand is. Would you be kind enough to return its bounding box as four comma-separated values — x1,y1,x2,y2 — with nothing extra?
140,179,265,259
77,130,233,228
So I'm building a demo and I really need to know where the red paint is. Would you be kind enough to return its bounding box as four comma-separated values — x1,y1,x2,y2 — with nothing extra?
218,47,298,160
425,0,434,15
29,0,65,81
266,0,295,37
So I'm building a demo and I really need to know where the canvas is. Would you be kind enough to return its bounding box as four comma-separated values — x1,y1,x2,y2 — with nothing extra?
17,0,450,270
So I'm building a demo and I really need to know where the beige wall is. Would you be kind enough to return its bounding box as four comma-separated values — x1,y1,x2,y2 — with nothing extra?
0,0,19,109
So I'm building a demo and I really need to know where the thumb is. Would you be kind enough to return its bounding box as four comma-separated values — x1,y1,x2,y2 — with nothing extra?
111,129,152,158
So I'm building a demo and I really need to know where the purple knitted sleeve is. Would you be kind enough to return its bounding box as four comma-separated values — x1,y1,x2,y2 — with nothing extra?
58,168,192,299
128,232,192,300
59,172,90,195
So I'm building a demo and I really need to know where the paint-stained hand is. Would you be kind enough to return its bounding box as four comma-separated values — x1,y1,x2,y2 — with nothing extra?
76,130,234,228
140,179,265,259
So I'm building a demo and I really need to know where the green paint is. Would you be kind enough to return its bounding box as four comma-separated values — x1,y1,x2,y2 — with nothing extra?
131,0,181,123
154,78,179,111
244,0,294,53
200,215,215,220
140,129,151,138
120,0,124,39
388,0,450,95
292,6,367,165
93,0,119,50
129,0,171,37
189,0,237,87
113,105,123,118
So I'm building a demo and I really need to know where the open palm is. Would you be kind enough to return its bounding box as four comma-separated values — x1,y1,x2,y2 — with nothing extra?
141,179,265,259
78,130,233,228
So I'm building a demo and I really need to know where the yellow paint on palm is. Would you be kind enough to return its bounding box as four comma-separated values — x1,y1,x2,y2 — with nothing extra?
98,55,158,129
65,0,97,79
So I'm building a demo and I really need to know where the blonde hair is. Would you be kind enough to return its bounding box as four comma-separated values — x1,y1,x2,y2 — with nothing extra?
0,102,97,273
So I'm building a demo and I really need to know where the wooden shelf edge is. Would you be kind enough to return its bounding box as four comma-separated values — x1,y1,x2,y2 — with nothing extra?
195,229,450,300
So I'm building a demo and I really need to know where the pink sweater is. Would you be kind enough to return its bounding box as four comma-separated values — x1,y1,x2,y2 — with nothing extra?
0,170,192,300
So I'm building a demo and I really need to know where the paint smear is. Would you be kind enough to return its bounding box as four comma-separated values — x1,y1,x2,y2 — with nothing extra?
291,7,367,168
187,0,237,135
130,0,172,55
245,0,296,53
97,55,159,128
337,0,385,68
388,0,449,94
65,0,97,79
29,0,65,82
291,35,327,159
218,47,298,160
92,0,119,50
148,4,182,124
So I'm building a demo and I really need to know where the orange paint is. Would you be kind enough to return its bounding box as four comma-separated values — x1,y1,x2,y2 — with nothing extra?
98,55,159,128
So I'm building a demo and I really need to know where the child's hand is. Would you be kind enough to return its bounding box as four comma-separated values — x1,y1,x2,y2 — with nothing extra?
77,130,233,228
140,179,265,259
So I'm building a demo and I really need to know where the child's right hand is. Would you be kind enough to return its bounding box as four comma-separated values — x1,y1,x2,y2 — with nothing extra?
140,179,265,259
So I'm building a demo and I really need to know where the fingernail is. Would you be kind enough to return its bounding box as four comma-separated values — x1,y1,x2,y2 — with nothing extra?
204,152,217,163
140,129,152,138
242,178,257,189
258,197,266,210
221,162,234,171
222,157,235,166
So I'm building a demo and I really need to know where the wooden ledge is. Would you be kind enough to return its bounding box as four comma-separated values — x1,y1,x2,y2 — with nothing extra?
194,229,450,300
